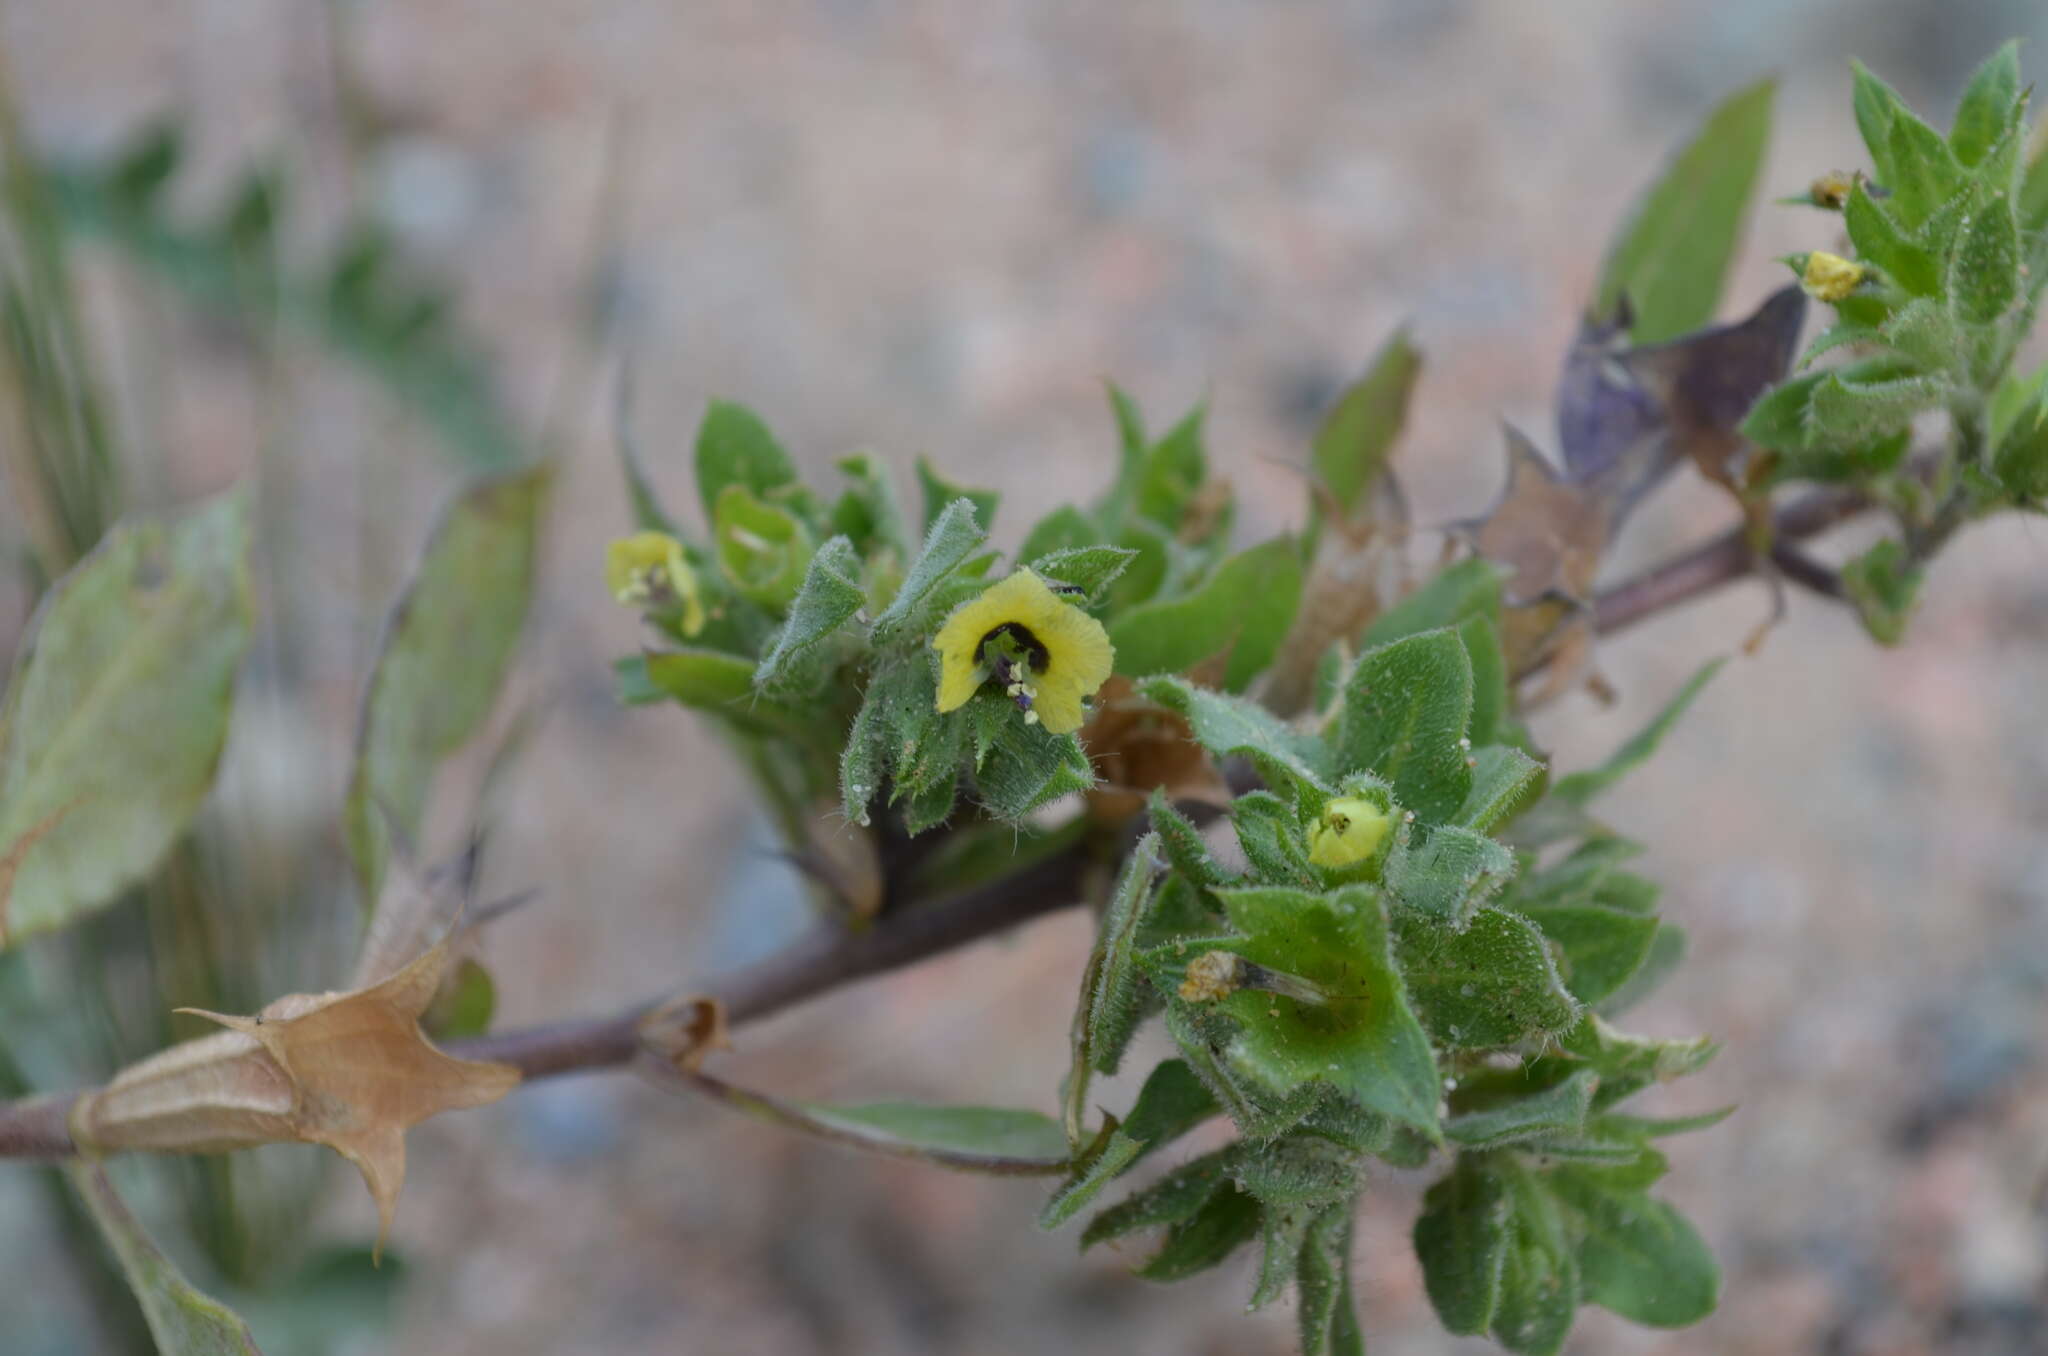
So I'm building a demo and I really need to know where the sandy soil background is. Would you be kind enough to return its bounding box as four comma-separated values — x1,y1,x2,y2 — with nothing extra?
4,2,2048,1353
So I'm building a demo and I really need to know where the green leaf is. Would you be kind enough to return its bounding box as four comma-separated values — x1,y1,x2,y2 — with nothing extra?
1596,1104,1737,1140
1077,834,1165,1080
1138,676,1331,799
915,456,999,534
1110,538,1304,691
2021,127,2048,233
693,399,797,524
754,535,865,692
66,1163,263,1354
613,654,662,706
1883,108,1964,229
1361,557,1502,648
1231,791,1318,888
1594,77,1774,343
1990,359,2048,444
970,702,1095,820
1043,1058,1222,1229
1095,381,1150,530
1456,746,1545,834
1740,369,1827,451
1108,521,1171,609
1153,884,1443,1134
1842,537,1922,645
1029,544,1137,602
1136,1180,1262,1282
1296,1208,1358,1354
1040,1131,1144,1230
1396,907,1580,1050
1551,659,1720,807
1994,392,2048,502
1017,504,1099,562
422,957,496,1041
1314,326,1421,516
1852,59,1910,182
723,1089,1070,1171
1843,182,1940,294
1149,790,1234,888
1550,1166,1720,1326
1806,363,1948,446
1517,888,1659,1007
713,483,816,610
872,497,988,640
645,648,759,708
1081,1147,1234,1250
1333,629,1474,822
1386,824,1517,927
345,464,551,902
828,451,908,554
1134,404,1209,527
1558,1014,1719,1112
1491,1164,1580,1356
1878,297,1963,373
1458,613,1512,749
1446,1070,1598,1148
1949,195,2022,324
1414,1154,1512,1334
1596,920,1688,1018
0,491,253,947
1949,40,2022,167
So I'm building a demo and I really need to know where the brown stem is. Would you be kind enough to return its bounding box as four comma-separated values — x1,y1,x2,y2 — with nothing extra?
1593,485,1869,635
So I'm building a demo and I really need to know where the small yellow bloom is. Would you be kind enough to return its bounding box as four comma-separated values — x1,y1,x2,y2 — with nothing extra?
606,532,705,636
1308,796,1393,871
931,568,1114,735
1808,169,1857,209
1801,251,1866,303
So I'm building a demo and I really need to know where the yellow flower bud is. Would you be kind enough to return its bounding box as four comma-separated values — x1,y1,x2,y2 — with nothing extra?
1308,796,1393,871
1800,251,1866,303
606,532,705,636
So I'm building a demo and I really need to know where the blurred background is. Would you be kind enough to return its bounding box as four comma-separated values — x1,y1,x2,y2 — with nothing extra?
3,2,2048,1352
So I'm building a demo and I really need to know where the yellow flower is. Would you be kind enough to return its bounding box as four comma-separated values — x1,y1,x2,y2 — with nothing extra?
931,569,1113,735
606,532,705,636
1801,251,1866,303
1308,796,1393,870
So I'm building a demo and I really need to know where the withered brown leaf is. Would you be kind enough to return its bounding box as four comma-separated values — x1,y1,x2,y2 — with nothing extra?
1557,285,1806,518
1081,676,1227,822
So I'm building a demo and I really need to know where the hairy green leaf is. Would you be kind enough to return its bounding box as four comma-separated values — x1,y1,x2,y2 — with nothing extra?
1949,40,2022,167
1396,907,1579,1049
1415,1153,1512,1334
872,497,988,640
1138,675,1331,799
1386,825,1517,927
1333,629,1474,822
1152,884,1443,1134
754,535,865,692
